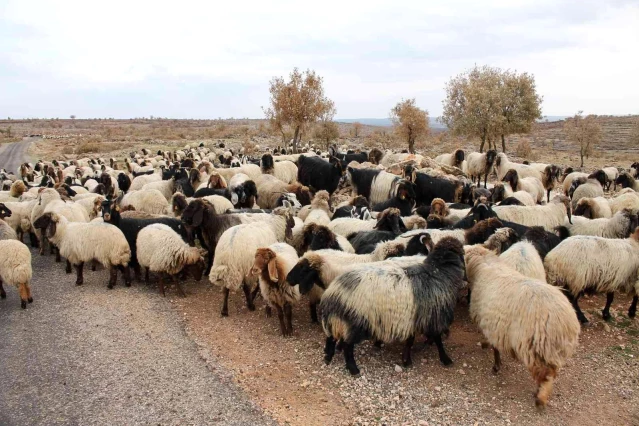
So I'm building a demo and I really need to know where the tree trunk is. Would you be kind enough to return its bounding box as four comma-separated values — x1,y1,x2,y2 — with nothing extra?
479,136,486,153
408,137,415,154
501,134,506,153
580,147,584,168
292,126,300,154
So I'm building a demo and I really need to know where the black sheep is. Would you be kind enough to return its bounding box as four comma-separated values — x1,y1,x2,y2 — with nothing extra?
346,167,381,200
297,155,343,194
332,196,371,220
117,173,131,193
347,208,408,254
409,169,471,207
372,180,416,216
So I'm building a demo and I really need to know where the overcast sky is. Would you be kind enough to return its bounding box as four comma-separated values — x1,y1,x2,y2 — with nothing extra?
1,0,638,119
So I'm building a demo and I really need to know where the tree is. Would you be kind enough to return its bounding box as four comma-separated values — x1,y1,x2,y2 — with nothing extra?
564,112,602,167
263,68,333,153
352,122,362,138
70,115,76,120
390,98,429,154
441,65,543,153
498,70,543,152
313,100,339,150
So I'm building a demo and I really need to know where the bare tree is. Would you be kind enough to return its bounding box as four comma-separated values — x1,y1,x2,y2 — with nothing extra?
352,122,362,138
564,112,602,167
263,68,333,153
390,98,429,154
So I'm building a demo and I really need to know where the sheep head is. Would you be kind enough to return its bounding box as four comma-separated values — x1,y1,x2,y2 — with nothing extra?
286,255,322,294
374,207,406,234
483,228,519,254
430,198,448,217
0,203,12,219
589,170,607,187
181,199,207,228
252,248,278,282
486,150,498,168
403,233,433,256
573,198,593,219
502,169,519,192
453,149,465,167
272,207,295,240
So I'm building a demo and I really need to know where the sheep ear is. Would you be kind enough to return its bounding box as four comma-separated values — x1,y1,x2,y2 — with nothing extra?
362,208,372,221
268,258,279,282
282,199,291,209
231,193,239,205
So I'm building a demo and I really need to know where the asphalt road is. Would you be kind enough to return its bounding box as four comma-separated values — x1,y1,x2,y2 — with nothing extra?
0,141,273,425
0,137,33,174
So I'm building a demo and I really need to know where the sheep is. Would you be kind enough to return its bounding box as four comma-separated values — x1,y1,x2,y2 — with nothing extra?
0,180,27,203
129,173,161,192
540,165,562,202
136,224,206,296
491,182,536,206
466,150,497,188
331,196,371,220
501,169,544,204
499,240,547,281
33,212,131,288
255,174,311,209
570,171,606,208
0,216,18,241
545,227,639,323
563,208,638,239
609,191,639,215
562,171,588,195
493,195,572,231
321,237,466,375
494,153,542,181
251,243,300,336
573,197,612,219
464,245,580,408
0,200,37,243
408,169,472,206
371,179,415,216
297,155,343,194
227,173,258,208
405,217,505,245
260,154,298,184
347,208,409,253
299,223,355,253
286,239,407,322
120,189,169,215
435,149,465,169
0,240,33,309
603,166,619,191
170,193,233,217
300,190,331,225
74,195,105,220
346,167,382,200
369,171,401,206
328,145,368,167
616,172,639,192
142,177,176,201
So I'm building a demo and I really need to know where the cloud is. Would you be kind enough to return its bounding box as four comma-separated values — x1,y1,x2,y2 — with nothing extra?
0,0,638,118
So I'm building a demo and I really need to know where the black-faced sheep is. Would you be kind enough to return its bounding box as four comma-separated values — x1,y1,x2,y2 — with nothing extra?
616,172,639,192
501,169,544,204
494,152,542,181
564,208,639,239
297,155,343,194
493,195,572,231
321,237,466,375
466,150,497,188
435,149,465,169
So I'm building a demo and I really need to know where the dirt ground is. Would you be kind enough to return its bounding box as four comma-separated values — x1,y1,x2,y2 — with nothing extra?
166,278,639,426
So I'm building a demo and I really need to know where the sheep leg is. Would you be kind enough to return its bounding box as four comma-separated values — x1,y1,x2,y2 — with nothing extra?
567,292,588,324
534,367,557,409
373,340,383,349
242,284,256,311
118,265,131,287
343,342,360,376
483,173,488,189
309,302,319,323
55,246,61,263
65,260,72,274
284,303,293,336
108,266,117,289
323,336,336,365
432,334,453,366
402,335,415,367
221,288,229,317
628,295,637,318
466,289,472,305
133,264,142,282
602,292,614,321
144,268,150,284
26,283,33,303
158,274,166,297
75,262,84,285
250,285,260,304
29,232,38,248
0,280,6,299
265,305,272,317
17,229,24,243
205,249,214,276
275,305,287,337
18,282,29,309
546,188,551,203
492,347,501,374
175,279,187,298
91,259,98,272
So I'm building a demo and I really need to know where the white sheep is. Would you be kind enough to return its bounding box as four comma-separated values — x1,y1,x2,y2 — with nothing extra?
0,218,18,241
33,212,131,288
571,177,604,209
501,169,545,204
0,200,37,241
136,223,206,296
572,197,612,219
491,182,536,206
494,153,542,181
603,166,619,191
303,190,331,226
564,208,638,239
499,241,547,281
142,178,176,201
545,228,639,323
493,195,571,231
434,149,466,170
562,171,588,195
0,240,33,309
0,181,27,202
464,245,580,408
466,150,497,188
129,173,161,191
251,243,300,336
121,189,169,215
609,191,639,215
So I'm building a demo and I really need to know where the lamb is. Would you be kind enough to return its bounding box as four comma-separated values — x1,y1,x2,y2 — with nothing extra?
0,240,33,309
494,153,542,181
251,243,300,336
501,169,544,204
286,239,407,322
603,166,619,191
466,150,497,188
563,209,638,239
616,172,639,192
321,237,466,375
302,190,332,226
0,181,27,202
573,197,612,219
493,195,572,231
435,149,465,169
120,189,169,215
545,227,639,323
33,212,131,288
136,224,206,296
260,154,298,184
464,245,580,408
570,171,606,209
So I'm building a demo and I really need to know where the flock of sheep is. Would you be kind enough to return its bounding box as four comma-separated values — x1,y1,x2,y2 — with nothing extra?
1,142,639,410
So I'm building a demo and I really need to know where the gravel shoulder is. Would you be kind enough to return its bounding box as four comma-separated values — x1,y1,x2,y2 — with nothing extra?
0,251,273,426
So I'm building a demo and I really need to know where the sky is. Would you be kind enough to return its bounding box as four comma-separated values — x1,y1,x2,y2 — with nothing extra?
1,0,638,119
